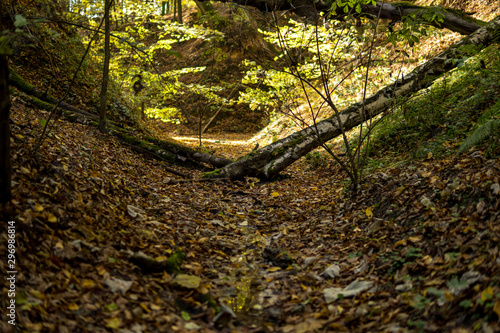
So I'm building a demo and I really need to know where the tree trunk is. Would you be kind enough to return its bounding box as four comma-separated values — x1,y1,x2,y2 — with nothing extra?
173,0,177,22
145,137,233,168
202,0,486,35
177,0,183,24
0,49,11,204
98,0,112,132
215,16,500,181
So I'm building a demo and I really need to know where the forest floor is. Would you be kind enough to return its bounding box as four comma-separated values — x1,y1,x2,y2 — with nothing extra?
2,1,500,332
1,94,499,333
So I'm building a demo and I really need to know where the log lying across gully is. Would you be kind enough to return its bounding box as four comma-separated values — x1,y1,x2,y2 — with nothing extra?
9,69,233,171
212,16,500,181
205,0,486,35
144,137,233,169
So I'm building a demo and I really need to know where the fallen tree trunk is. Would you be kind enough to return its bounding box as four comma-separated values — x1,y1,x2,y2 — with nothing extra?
10,70,233,170
145,137,233,168
213,16,500,181
205,0,486,35
9,69,98,119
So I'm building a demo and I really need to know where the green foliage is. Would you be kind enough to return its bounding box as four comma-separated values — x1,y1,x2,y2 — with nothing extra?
166,250,186,275
459,100,500,156
239,60,299,116
97,12,229,123
0,36,12,56
240,16,394,120
367,44,500,161
386,7,443,50
406,247,422,259
329,0,377,15
304,151,329,168
199,10,230,29
0,14,31,56
412,294,431,310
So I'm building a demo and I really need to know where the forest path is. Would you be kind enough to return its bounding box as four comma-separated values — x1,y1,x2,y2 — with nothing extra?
171,133,256,160
4,99,500,333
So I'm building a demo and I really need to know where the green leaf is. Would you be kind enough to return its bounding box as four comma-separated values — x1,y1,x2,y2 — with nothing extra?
105,303,119,312
446,277,468,289
0,36,13,56
459,300,472,308
426,287,444,297
14,14,27,28
39,118,47,127
181,311,191,321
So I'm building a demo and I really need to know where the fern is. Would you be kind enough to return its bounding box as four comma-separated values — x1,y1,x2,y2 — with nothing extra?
459,118,500,154
459,99,500,154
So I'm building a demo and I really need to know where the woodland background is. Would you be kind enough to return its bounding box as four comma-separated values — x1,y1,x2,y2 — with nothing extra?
0,0,500,332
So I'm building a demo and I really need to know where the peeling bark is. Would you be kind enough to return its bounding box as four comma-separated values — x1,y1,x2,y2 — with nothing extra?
216,16,500,180
204,0,485,35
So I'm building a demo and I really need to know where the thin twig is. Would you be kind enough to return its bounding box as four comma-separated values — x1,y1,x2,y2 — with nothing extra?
32,9,109,153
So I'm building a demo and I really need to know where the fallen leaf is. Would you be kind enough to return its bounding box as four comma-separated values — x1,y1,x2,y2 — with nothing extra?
174,274,201,289
365,207,373,219
127,204,145,218
47,213,57,223
105,277,133,295
481,286,493,301
68,303,79,311
323,264,341,279
324,280,374,303
82,279,95,289
493,301,500,317
105,317,121,329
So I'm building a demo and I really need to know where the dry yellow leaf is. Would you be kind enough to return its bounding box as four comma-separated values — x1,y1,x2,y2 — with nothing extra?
268,267,281,272
395,239,407,247
365,207,373,219
140,302,151,313
105,317,121,329
493,301,500,317
173,274,201,289
408,236,422,243
150,304,162,311
271,192,280,197
82,279,96,289
97,265,107,276
47,213,57,223
68,303,79,311
29,289,46,300
35,203,44,212
481,286,493,301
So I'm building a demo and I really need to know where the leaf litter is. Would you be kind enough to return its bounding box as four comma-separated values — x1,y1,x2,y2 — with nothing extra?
1,99,500,333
